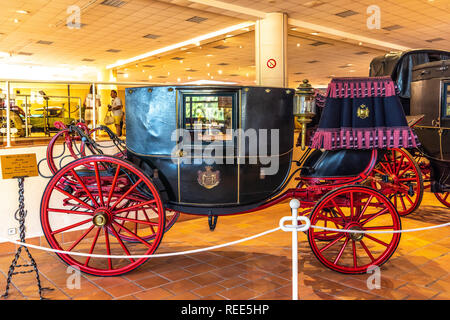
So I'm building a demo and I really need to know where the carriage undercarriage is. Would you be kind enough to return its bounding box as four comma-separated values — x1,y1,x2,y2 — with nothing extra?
38,121,421,276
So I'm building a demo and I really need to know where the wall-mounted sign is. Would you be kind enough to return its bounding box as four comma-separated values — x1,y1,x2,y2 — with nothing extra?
267,58,277,69
1,153,38,179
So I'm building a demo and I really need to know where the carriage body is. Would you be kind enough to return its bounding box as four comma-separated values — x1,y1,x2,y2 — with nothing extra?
410,60,450,198
124,85,294,215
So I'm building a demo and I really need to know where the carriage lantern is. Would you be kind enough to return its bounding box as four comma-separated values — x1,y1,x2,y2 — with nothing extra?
294,79,316,150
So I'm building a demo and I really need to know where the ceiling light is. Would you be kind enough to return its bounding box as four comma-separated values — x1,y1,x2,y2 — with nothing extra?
107,21,255,69
16,10,29,14
206,54,213,57
218,70,223,75
168,72,170,75
358,42,363,46
195,41,200,46
180,60,183,63
149,75,152,79
177,78,181,82
296,43,301,47
226,34,233,38
241,27,250,31
311,32,319,35
291,28,297,31
180,47,188,51
123,73,129,78
14,19,20,23
206,63,210,67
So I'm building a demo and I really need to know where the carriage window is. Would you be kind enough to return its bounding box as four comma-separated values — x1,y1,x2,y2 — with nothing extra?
183,94,233,141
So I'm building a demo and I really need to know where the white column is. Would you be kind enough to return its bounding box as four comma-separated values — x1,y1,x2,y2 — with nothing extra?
255,12,288,87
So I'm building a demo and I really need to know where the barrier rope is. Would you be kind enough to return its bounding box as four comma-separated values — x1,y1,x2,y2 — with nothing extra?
0,220,448,260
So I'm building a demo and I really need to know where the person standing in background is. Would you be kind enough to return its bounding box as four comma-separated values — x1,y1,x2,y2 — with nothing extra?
83,85,101,129
108,90,124,137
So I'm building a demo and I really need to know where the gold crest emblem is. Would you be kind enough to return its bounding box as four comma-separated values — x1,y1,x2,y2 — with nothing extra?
357,104,370,119
197,166,220,189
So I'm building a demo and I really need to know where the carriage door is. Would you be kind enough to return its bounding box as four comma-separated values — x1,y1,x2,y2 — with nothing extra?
441,80,450,160
177,89,239,205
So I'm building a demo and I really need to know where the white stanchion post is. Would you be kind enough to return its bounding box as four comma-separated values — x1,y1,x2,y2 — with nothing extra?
279,199,310,300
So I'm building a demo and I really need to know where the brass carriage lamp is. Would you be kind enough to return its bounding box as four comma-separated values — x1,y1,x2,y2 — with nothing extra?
294,79,316,150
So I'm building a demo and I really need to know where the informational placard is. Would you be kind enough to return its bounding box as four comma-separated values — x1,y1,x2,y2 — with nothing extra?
0,153,38,179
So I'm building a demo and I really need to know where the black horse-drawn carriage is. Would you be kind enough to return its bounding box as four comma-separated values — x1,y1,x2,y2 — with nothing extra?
39,78,425,277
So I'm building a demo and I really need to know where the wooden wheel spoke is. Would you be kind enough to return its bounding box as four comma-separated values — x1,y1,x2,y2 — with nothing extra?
365,234,389,247
48,208,93,216
70,169,99,208
352,240,357,268
112,221,154,249
108,226,135,263
51,218,91,235
55,186,95,211
114,199,157,214
319,234,345,253
110,178,143,210
67,225,95,252
94,162,105,207
360,208,388,225
360,240,375,262
114,216,159,226
84,227,101,267
106,165,121,207
104,226,112,270
334,238,349,264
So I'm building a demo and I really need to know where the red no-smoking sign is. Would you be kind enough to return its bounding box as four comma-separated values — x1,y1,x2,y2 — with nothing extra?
267,58,277,69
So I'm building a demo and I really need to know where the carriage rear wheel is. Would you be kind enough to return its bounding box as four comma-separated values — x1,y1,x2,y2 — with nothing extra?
40,155,165,276
370,148,423,216
308,185,401,274
435,192,450,208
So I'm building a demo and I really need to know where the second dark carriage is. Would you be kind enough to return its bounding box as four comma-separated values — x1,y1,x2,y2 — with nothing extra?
369,49,450,115
124,86,294,215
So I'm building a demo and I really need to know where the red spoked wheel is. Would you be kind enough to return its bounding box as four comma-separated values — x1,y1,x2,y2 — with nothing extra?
435,192,450,208
370,148,423,216
40,155,165,276
308,185,401,274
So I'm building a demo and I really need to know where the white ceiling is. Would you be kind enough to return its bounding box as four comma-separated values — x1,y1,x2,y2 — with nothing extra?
0,0,449,87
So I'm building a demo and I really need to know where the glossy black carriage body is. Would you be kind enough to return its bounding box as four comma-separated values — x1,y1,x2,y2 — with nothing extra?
411,61,450,193
125,85,294,215
369,49,450,115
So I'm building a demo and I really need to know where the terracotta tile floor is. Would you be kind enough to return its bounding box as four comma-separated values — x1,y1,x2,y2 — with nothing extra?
0,192,448,300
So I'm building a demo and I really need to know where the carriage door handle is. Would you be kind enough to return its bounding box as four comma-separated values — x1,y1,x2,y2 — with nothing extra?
432,119,440,127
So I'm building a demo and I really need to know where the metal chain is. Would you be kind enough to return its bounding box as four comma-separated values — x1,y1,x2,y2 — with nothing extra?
2,177,54,300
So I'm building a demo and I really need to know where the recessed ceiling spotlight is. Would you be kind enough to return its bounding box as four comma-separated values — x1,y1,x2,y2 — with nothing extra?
296,43,301,47
239,45,243,49
14,18,20,23
291,28,297,31
124,73,129,78
180,60,183,63
180,47,188,51
149,75,152,79
241,27,250,31
358,42,363,46
16,10,29,14
349,70,356,72
206,54,213,57
168,72,170,75
177,78,181,82
225,34,233,38
195,41,200,46
218,70,223,75
206,63,210,67
311,32,319,35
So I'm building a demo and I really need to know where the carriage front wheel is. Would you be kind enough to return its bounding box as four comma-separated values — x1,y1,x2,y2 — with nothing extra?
40,155,166,276
308,185,401,274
